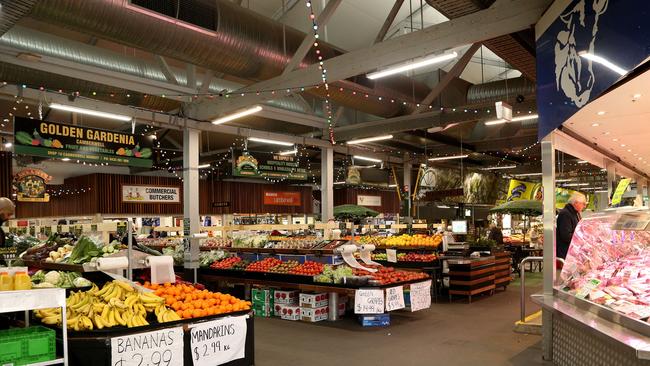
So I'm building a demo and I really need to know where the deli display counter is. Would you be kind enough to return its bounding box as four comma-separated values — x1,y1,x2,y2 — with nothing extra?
533,209,650,365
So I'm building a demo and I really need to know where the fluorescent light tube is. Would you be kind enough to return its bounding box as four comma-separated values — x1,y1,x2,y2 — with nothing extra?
346,135,393,145
515,172,542,177
278,149,297,155
353,155,382,163
197,164,211,169
577,160,588,164
562,182,590,187
579,52,627,76
61,158,70,162
481,165,517,170
334,181,346,185
247,137,294,146
212,105,262,125
49,103,132,121
367,52,458,80
428,154,468,161
388,184,397,188
3,142,11,148
437,205,450,209
555,178,574,182
485,114,539,126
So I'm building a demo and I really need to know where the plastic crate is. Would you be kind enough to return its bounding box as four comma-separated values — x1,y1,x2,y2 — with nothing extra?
0,326,56,365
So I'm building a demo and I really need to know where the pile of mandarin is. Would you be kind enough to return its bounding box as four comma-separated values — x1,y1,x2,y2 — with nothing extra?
140,282,251,319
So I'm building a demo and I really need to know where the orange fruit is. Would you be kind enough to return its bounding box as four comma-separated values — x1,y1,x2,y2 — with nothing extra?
164,282,171,288
165,297,174,306
182,309,192,319
192,309,202,318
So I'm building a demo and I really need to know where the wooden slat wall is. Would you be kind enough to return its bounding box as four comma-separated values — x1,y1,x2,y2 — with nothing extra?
16,174,99,218
16,173,313,218
333,188,400,214
0,152,11,198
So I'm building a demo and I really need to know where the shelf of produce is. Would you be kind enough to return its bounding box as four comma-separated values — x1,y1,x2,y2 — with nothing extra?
373,260,440,269
219,247,339,255
375,246,439,251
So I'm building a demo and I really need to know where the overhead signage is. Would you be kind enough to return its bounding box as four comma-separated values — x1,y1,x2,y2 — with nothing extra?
611,178,631,206
346,166,361,185
536,0,650,139
410,280,432,312
212,201,231,208
122,185,180,203
506,179,542,202
263,191,301,206
354,289,385,314
14,117,153,167
111,326,184,366
232,149,307,180
190,315,248,366
13,168,52,202
357,195,382,207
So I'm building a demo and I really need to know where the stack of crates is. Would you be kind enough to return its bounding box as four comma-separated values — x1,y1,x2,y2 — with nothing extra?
0,326,56,365
251,288,274,317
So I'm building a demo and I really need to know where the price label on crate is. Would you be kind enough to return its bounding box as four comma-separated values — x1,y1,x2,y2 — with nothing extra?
354,289,385,314
111,327,183,366
385,286,405,311
410,280,432,312
190,315,248,366
386,249,397,263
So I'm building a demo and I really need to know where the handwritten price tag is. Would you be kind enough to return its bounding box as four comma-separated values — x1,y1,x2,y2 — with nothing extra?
386,249,397,263
354,289,385,314
190,315,248,366
111,327,183,366
410,280,432,312
385,286,405,311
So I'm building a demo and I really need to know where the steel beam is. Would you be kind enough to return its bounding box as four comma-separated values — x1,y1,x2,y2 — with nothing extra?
374,0,405,44
154,55,179,85
281,0,342,76
191,0,549,119
257,105,325,128
412,43,481,114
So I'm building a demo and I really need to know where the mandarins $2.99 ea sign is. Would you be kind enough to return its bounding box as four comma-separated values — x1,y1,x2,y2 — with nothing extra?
13,117,153,167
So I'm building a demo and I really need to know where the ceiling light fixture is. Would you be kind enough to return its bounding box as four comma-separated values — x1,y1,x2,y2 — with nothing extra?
49,103,132,121
353,155,382,163
197,164,211,169
428,154,468,161
247,137,294,146
367,52,458,80
436,205,451,209
278,149,297,156
563,182,590,186
481,165,517,170
555,178,574,182
484,114,539,126
597,111,606,116
3,141,12,148
346,135,393,145
577,160,588,164
212,105,262,125
388,184,397,188
333,181,346,185
61,158,70,162
591,123,599,127
579,51,627,76
515,172,543,177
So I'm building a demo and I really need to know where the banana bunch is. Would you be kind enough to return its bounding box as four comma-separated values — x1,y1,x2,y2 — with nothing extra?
35,280,168,331
155,303,182,323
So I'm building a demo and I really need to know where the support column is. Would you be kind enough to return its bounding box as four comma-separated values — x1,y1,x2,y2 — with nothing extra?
636,176,644,207
321,147,334,221
606,161,616,206
404,153,412,217
646,179,650,208
183,127,200,282
541,133,556,361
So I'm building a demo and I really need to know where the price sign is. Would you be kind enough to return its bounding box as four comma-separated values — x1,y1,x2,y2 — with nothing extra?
410,280,432,312
354,289,385,314
190,315,248,366
111,327,183,366
575,278,601,299
612,213,650,231
385,286,405,311
386,249,397,263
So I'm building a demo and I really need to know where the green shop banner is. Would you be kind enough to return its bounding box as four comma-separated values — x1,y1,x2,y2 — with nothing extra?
232,149,307,180
13,117,153,167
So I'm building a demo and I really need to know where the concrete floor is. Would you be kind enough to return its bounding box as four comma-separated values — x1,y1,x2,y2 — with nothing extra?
254,275,549,366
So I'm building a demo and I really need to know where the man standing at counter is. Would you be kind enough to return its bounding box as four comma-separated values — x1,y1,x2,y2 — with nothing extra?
556,192,586,259
0,197,15,247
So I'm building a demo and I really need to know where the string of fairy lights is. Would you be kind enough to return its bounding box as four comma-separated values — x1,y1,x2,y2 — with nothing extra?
47,187,92,197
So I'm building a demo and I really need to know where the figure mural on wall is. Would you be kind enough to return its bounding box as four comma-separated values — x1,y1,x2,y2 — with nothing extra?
554,0,609,107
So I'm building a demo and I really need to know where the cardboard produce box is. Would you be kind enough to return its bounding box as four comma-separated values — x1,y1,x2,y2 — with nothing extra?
299,293,329,308
278,305,301,321
301,306,329,322
358,313,390,327
252,303,273,317
252,288,274,303
274,290,299,305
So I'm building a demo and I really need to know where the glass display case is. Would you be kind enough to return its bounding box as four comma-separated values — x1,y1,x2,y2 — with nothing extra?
558,208,650,333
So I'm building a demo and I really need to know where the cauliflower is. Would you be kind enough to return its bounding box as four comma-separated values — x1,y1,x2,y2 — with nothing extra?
73,277,92,288
43,271,61,286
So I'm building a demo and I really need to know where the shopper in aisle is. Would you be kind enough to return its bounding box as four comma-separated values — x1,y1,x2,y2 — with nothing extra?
0,198,15,247
556,192,586,259
487,223,504,244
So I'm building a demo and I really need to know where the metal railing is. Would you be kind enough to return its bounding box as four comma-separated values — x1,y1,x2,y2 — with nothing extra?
519,257,565,322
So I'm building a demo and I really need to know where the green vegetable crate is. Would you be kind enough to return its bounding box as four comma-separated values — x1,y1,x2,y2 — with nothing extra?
0,326,56,365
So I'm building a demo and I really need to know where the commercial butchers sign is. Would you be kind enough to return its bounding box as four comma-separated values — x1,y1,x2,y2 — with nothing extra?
122,185,180,203
536,0,650,139
232,149,307,180
14,117,153,167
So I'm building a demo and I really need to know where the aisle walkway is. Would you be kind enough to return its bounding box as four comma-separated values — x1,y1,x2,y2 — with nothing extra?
255,276,548,366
